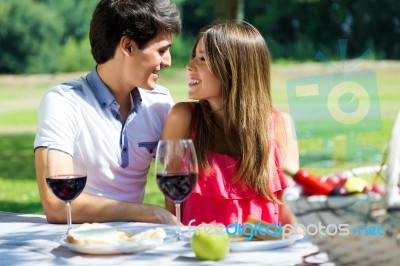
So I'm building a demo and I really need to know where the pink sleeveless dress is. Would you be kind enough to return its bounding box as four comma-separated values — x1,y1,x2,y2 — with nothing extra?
181,105,288,226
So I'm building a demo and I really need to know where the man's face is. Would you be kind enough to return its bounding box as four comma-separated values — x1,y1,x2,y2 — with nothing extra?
128,32,173,90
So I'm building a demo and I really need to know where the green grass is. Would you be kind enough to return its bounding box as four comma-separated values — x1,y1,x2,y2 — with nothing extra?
0,134,164,214
0,134,42,213
1,61,399,214
0,111,38,125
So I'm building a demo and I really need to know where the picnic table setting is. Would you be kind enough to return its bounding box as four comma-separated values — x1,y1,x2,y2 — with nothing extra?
0,211,326,266
2,111,400,266
2,139,327,266
2,113,400,266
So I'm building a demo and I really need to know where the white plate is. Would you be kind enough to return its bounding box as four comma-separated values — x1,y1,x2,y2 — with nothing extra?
229,234,303,252
59,238,162,255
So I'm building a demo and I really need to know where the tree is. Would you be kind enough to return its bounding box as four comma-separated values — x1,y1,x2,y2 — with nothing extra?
0,0,64,73
35,0,97,43
180,0,245,36
214,0,244,22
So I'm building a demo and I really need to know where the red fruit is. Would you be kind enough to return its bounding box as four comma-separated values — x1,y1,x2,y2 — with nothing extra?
289,168,334,196
363,184,373,193
336,172,349,183
325,173,347,187
371,184,385,196
301,186,315,196
325,175,341,187
331,185,348,196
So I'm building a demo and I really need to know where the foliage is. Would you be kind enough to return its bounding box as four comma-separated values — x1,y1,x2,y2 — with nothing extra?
245,0,400,61
0,0,97,74
58,37,95,73
0,0,399,73
0,0,63,73
180,0,400,61
170,34,196,68
35,0,96,42
1,62,399,214
180,0,213,36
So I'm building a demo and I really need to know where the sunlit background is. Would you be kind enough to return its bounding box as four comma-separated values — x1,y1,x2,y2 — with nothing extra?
0,0,399,213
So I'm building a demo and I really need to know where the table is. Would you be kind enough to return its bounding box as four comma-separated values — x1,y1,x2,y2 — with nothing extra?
0,211,329,266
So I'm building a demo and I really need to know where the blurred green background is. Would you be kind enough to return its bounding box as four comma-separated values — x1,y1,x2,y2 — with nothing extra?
0,0,399,215
1,0,399,74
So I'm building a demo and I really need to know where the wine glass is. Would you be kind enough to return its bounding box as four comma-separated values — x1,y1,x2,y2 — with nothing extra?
46,143,87,234
155,139,198,240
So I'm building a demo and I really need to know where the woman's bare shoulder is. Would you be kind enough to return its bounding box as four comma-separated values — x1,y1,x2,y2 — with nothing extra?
169,102,196,119
273,109,297,144
274,110,292,130
162,102,196,139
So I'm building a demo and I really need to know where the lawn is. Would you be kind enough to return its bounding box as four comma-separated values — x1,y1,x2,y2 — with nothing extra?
0,61,399,214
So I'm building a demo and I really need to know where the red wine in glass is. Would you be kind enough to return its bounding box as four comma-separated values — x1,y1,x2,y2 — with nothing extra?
155,139,199,241
46,174,87,233
156,172,198,202
46,175,87,201
46,143,87,236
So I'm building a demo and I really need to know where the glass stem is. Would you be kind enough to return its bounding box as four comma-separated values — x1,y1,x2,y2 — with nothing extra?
175,202,181,240
66,201,72,232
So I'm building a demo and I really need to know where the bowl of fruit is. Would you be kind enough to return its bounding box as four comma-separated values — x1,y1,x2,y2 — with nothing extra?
284,164,400,265
284,112,400,265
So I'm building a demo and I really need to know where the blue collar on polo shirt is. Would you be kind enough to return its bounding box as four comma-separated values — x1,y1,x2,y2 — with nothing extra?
86,68,142,114
86,68,143,168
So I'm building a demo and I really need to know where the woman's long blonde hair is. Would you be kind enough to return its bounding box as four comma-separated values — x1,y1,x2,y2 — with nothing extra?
190,22,278,202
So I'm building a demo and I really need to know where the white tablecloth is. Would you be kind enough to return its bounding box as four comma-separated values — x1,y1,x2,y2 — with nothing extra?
0,211,329,266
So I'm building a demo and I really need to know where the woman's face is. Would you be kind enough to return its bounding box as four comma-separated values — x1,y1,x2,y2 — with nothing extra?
186,37,222,105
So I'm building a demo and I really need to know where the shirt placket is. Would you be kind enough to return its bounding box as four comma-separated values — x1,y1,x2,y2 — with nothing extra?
109,101,129,168
120,126,129,168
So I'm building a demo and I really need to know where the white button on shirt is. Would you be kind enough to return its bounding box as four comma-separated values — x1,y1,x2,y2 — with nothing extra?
34,68,174,203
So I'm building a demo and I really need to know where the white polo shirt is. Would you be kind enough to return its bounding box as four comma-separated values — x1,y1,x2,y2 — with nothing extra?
34,68,174,203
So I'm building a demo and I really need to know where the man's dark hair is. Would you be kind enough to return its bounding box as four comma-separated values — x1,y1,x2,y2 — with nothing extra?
90,0,181,64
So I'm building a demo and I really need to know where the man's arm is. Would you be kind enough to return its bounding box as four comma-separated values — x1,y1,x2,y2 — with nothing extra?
35,148,177,225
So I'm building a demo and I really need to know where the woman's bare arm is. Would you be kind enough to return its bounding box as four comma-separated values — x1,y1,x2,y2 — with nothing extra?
274,110,299,170
161,102,194,214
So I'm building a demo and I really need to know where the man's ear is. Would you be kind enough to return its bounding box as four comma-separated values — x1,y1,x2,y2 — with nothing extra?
121,36,136,55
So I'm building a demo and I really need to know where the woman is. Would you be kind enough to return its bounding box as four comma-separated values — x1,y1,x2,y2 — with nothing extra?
161,22,298,226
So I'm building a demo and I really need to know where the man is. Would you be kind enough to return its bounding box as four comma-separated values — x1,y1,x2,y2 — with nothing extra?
34,0,181,224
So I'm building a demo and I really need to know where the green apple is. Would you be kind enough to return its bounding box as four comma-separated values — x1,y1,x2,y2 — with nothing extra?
344,176,368,193
191,224,230,261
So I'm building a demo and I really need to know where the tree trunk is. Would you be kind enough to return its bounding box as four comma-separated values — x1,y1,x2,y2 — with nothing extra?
213,0,244,22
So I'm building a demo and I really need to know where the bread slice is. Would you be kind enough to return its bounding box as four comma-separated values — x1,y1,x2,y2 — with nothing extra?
244,216,287,241
66,224,167,245
129,227,166,242
66,223,128,245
